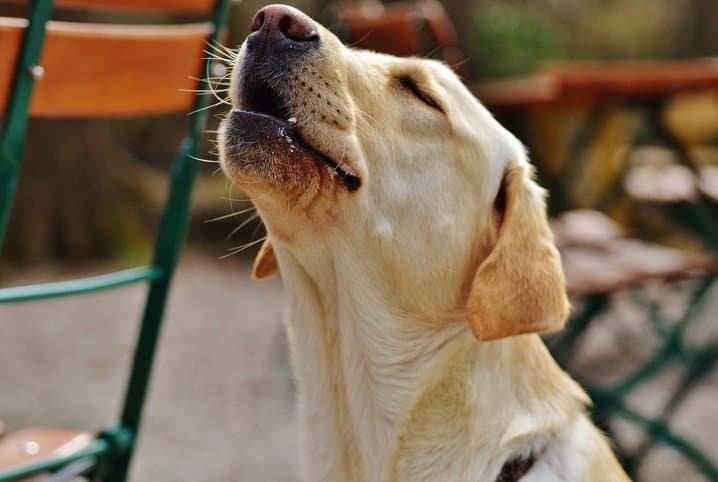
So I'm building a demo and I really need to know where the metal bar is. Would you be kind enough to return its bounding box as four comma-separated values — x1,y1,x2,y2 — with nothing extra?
633,101,718,251
104,3,231,480
118,140,198,428
671,201,718,253
612,277,716,397
0,266,163,303
614,404,718,481
39,456,97,482
627,344,718,473
0,439,108,482
106,141,199,482
0,0,53,251
548,294,609,366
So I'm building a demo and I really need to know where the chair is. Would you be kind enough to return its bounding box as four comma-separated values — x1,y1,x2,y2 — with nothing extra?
329,0,468,77
482,63,718,478
0,0,230,480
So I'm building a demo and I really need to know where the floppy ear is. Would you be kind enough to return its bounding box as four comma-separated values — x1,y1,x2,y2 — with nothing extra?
252,239,280,280
466,163,569,341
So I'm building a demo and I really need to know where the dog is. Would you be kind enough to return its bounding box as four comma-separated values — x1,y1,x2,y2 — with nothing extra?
218,5,631,481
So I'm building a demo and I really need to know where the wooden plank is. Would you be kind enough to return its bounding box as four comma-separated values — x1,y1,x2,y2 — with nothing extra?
472,75,562,109
474,62,718,110
0,427,91,470
0,18,215,117
4,0,216,14
552,210,718,295
545,61,718,99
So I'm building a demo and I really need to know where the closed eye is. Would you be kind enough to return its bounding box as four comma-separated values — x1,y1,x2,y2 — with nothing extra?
398,75,443,112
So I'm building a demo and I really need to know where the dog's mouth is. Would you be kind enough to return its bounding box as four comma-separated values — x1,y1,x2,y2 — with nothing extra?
232,77,361,192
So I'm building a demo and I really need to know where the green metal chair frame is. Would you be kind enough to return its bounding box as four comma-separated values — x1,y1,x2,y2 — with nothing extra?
545,97,718,480
0,0,230,480
479,64,718,480
549,278,718,480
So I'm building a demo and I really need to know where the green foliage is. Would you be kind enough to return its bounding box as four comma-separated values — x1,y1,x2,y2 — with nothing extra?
472,3,561,79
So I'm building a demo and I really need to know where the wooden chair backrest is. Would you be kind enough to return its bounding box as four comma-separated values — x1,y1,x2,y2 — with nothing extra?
0,0,220,117
4,0,216,13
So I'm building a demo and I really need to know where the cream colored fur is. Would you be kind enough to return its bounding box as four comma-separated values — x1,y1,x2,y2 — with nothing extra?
219,6,631,481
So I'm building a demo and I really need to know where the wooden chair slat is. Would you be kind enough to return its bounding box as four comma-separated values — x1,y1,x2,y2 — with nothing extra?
552,210,718,295
0,18,214,117
473,75,562,109
544,60,718,99
0,428,91,470
4,0,217,14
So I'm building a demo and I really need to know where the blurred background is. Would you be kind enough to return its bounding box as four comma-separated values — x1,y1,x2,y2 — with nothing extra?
2,0,718,480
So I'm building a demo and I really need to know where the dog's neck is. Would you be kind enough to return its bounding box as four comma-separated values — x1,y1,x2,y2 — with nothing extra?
277,244,586,482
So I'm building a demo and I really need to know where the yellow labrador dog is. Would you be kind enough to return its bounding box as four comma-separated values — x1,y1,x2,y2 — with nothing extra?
218,5,631,482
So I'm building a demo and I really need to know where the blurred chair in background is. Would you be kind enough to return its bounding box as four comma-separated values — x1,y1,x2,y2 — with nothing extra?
329,0,469,78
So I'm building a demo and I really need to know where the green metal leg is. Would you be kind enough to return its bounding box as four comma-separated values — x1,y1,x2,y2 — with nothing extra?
562,278,718,481
548,294,609,366
0,0,52,251
99,140,199,482
97,2,231,479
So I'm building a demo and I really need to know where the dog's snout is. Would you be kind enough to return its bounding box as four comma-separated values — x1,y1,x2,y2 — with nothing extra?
249,4,319,44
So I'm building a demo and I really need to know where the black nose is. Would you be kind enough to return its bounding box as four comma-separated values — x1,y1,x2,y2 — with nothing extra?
250,4,319,43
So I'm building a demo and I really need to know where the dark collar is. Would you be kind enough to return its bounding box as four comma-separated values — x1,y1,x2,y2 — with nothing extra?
495,453,537,482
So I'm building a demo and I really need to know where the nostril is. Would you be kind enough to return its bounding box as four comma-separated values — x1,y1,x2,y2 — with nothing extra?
250,10,264,32
249,5,320,43
278,13,318,42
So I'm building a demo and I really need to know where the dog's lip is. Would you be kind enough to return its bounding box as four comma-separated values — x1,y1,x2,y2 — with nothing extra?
229,108,362,192
236,75,361,191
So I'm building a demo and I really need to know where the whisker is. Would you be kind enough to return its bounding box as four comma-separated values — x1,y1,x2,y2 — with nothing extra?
187,98,231,115
218,236,267,259
189,75,231,84
226,212,260,239
202,50,234,64
204,206,256,223
448,55,473,80
189,154,219,164
216,42,238,58
201,62,233,107
250,215,266,239
207,40,238,60
347,29,374,48
181,88,230,94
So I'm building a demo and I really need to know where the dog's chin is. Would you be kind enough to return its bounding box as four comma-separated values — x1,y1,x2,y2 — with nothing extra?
219,109,361,195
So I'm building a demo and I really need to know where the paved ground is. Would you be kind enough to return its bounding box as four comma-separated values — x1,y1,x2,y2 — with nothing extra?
2,250,717,481
1,250,297,482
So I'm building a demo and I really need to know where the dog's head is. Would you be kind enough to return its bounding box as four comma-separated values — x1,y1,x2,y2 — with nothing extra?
218,4,568,341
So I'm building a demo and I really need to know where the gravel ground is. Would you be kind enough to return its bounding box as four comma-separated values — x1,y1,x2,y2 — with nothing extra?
2,250,717,481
